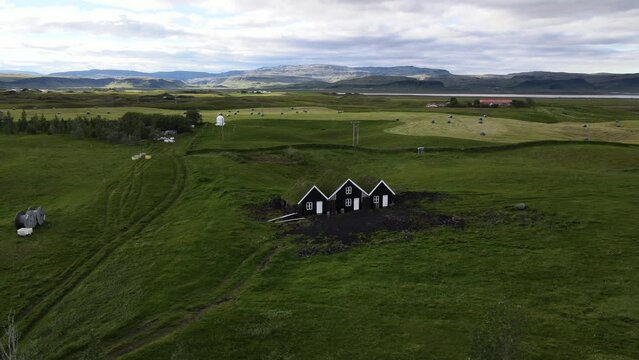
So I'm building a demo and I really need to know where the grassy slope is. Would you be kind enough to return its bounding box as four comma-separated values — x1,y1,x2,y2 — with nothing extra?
1,93,639,359
0,134,192,356
3,137,638,359
126,145,639,360
0,135,136,318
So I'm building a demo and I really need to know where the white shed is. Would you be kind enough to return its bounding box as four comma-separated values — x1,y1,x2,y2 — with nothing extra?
216,113,225,127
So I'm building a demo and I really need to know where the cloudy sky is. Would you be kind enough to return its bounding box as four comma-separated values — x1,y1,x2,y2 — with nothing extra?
1,0,638,74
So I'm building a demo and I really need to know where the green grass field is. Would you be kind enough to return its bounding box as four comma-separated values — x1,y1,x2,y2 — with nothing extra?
388,114,639,144
1,92,639,359
9,102,639,145
2,91,638,123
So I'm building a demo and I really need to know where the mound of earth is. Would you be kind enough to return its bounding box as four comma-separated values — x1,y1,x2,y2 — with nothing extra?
285,192,462,256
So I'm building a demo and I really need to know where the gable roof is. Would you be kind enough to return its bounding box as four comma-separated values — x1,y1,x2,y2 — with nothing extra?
369,180,395,195
328,178,369,200
297,185,329,204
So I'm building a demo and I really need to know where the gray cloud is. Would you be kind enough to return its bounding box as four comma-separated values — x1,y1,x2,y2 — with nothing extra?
42,16,191,38
1,0,638,73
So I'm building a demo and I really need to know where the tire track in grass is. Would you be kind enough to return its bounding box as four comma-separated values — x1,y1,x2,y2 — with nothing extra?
17,127,200,332
103,244,280,360
16,160,143,322
18,154,187,339
119,161,147,225
117,164,137,223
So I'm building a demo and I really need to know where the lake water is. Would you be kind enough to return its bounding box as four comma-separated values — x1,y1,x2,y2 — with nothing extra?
356,92,639,99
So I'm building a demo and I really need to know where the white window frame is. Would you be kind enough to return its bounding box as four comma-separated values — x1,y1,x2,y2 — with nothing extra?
345,198,352,207
306,202,313,210
345,186,352,195
373,195,379,204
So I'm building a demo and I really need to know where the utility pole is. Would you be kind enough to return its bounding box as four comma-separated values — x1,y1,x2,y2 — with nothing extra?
351,121,360,146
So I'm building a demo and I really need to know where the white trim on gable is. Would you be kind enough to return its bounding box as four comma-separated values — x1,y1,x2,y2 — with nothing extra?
369,180,395,195
297,185,329,205
328,178,369,200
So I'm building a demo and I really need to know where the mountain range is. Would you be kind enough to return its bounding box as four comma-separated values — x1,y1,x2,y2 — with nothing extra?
1,65,638,93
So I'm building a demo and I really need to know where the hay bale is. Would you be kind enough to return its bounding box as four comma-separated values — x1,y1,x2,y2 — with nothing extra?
17,228,33,236
36,207,46,225
23,210,38,228
514,203,527,210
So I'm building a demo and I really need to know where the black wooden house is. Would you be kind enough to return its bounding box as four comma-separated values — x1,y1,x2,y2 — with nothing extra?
328,179,368,213
297,185,329,215
368,180,395,208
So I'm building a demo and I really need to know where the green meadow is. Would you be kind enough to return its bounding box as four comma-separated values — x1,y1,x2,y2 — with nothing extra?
1,91,638,359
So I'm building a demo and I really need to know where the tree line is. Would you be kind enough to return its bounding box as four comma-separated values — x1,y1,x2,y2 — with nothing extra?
0,109,203,144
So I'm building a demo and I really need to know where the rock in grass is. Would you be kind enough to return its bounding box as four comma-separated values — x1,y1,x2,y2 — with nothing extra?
514,203,527,210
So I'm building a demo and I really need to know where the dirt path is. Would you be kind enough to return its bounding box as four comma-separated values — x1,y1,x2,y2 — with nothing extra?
18,154,187,339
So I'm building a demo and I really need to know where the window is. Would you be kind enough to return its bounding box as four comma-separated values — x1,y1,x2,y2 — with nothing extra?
345,198,352,207
306,202,313,210
345,186,352,195
373,195,379,204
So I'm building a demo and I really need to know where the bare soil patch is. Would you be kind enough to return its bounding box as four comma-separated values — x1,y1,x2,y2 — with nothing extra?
284,192,462,257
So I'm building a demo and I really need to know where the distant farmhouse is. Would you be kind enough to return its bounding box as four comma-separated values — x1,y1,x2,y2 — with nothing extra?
297,179,395,216
480,98,513,107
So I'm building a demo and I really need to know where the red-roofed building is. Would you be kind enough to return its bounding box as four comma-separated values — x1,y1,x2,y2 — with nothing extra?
480,99,513,107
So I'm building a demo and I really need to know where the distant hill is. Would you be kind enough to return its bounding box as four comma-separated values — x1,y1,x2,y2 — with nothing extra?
49,69,217,81
595,76,639,91
514,78,595,91
49,69,149,78
327,76,444,90
47,65,456,88
3,65,639,93
354,66,450,77
2,77,183,89
0,70,41,76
